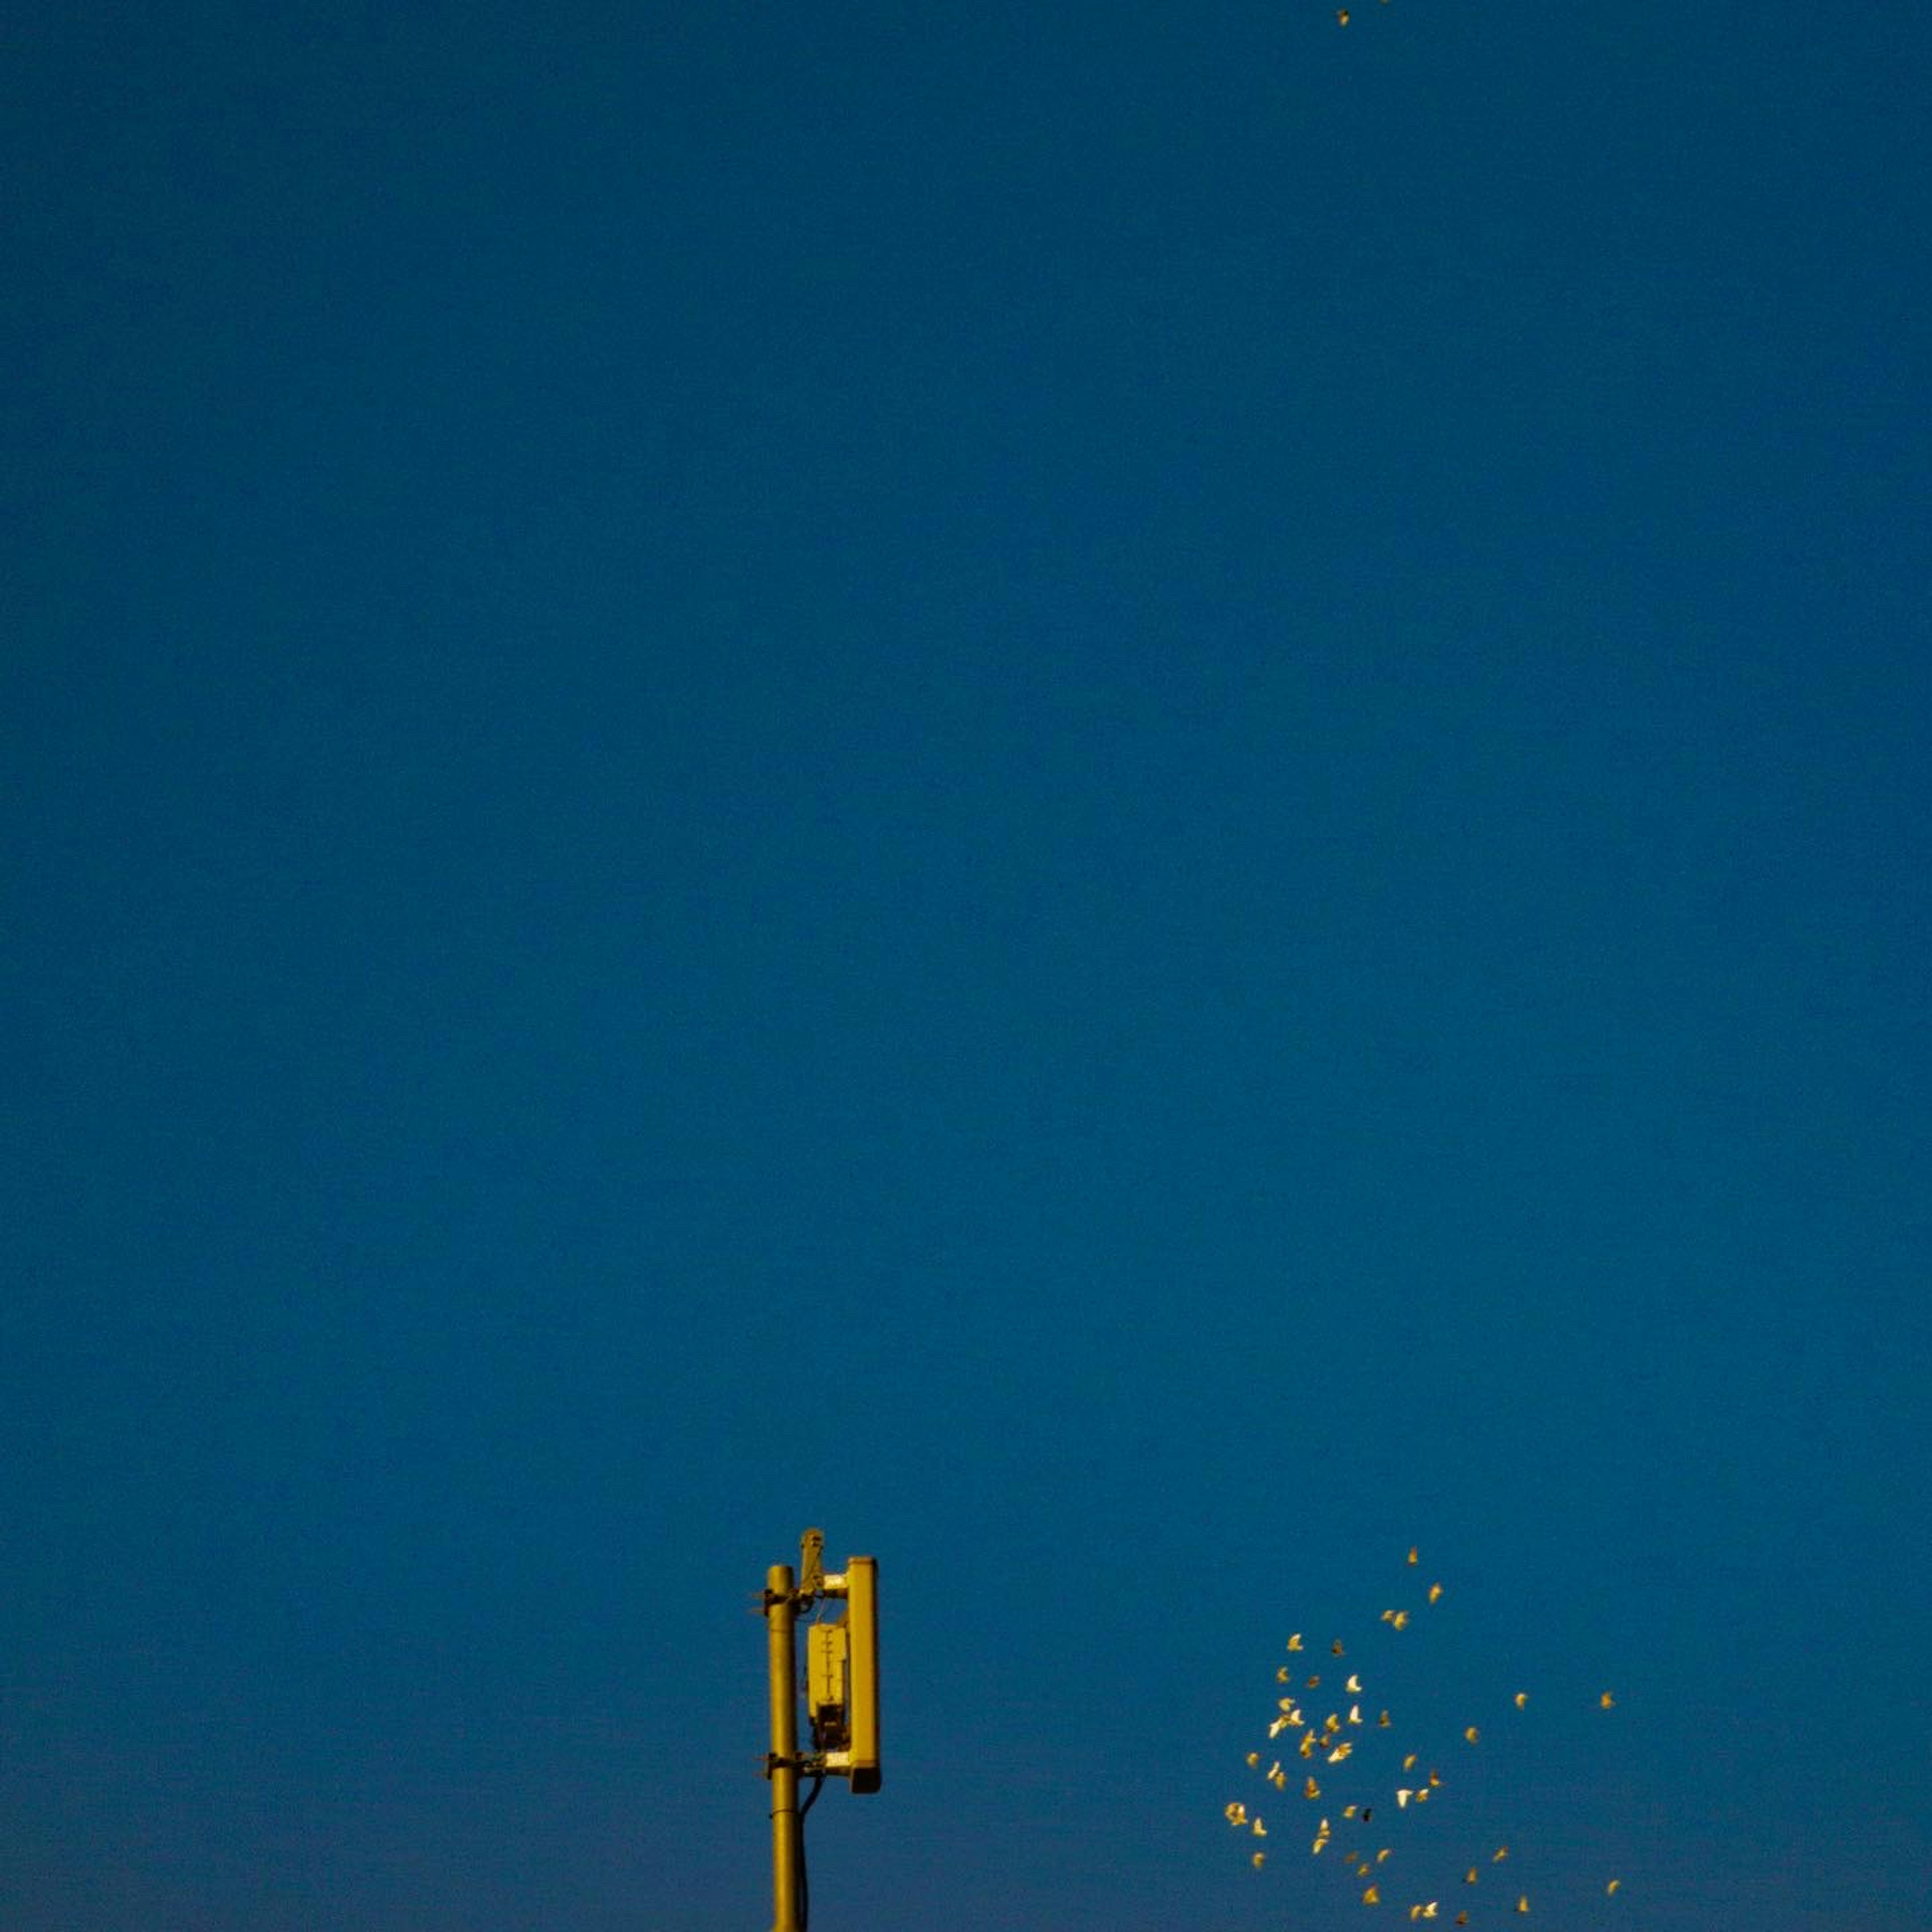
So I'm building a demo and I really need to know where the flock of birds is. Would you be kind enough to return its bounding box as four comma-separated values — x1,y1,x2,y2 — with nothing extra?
1224,1547,1623,1922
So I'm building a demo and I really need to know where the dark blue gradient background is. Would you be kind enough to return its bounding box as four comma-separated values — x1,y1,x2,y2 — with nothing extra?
6,4,1928,1927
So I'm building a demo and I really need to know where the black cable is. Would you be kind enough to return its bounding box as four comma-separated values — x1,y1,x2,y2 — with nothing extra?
797,1772,824,1929
794,1597,827,1929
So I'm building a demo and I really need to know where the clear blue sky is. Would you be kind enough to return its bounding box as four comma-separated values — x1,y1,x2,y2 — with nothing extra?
6,4,1928,1928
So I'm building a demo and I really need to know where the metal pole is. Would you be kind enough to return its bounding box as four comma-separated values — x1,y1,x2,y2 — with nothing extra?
765,1563,802,1932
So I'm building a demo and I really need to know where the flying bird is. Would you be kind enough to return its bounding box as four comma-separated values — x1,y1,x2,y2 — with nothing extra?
1231,1544,1626,1911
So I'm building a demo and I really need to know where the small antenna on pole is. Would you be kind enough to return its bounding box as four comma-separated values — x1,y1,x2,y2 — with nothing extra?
760,1528,883,1930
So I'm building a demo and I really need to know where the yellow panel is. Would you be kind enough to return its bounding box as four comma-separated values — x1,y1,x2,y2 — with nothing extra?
807,1620,847,1724
845,1556,880,1793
